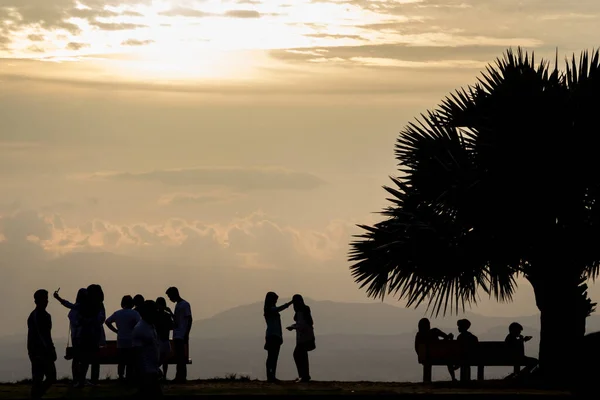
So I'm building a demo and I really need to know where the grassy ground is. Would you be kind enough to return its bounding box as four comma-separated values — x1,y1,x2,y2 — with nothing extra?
0,378,574,399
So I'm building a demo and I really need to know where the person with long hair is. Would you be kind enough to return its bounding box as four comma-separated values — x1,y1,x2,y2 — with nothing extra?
53,287,87,383
133,300,162,398
286,294,315,383
86,284,106,385
155,297,174,380
263,292,292,382
414,318,456,381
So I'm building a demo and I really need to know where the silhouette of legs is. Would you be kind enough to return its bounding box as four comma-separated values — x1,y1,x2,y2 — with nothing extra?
31,358,56,399
117,348,135,381
173,339,187,382
446,365,457,381
266,344,281,381
293,345,310,382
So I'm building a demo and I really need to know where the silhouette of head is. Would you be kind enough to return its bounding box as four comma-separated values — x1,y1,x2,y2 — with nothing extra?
292,294,306,312
121,295,134,309
75,288,87,304
418,318,431,332
509,322,523,335
264,292,278,312
139,300,158,325
166,287,180,303
133,294,145,308
87,284,104,305
34,289,49,309
457,319,471,333
156,297,167,310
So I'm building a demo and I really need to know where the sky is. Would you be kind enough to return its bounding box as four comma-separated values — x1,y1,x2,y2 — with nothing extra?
2,0,600,337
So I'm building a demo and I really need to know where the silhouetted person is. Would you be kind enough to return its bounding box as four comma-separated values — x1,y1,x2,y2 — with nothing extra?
53,287,86,381
133,294,145,313
456,319,478,343
414,318,456,381
87,284,106,385
286,294,315,383
263,292,292,382
28,289,57,399
166,287,192,383
155,297,174,380
453,319,478,374
106,295,140,382
75,286,103,388
505,322,538,378
133,300,162,398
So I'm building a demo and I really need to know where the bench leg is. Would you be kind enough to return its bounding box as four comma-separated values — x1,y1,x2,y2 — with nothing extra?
477,366,484,381
460,366,471,382
513,365,520,375
423,365,432,383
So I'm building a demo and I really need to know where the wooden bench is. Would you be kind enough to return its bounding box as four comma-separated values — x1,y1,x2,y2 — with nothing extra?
67,340,192,365
417,341,528,382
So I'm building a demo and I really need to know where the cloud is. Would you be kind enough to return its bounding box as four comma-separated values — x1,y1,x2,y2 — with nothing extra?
158,192,245,206
224,10,262,19
27,34,45,42
304,33,364,40
89,22,147,31
66,42,89,51
159,7,214,18
121,39,154,46
89,167,326,191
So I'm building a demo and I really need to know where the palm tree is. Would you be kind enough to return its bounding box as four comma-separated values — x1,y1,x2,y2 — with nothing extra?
349,48,600,385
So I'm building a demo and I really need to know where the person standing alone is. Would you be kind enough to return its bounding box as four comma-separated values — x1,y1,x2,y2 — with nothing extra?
166,287,192,383
28,289,57,399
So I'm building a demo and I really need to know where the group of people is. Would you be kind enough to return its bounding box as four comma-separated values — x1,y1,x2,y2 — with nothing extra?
26,286,192,399
415,318,538,381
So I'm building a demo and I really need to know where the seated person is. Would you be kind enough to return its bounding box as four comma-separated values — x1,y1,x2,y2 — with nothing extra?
415,318,456,381
504,322,538,379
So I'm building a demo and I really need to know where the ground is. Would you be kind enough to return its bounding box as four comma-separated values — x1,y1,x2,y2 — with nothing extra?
0,379,574,399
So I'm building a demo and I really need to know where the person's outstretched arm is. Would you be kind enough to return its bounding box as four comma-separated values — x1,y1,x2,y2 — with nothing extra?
271,301,293,313
54,294,75,309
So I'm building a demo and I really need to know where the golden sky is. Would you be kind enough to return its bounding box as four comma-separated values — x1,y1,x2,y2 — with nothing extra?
1,0,600,334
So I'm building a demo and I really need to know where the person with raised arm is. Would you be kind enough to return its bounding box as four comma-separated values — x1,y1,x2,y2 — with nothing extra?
263,292,292,382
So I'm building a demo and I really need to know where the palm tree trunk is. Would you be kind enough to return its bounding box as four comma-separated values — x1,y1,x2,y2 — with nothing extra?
531,275,590,387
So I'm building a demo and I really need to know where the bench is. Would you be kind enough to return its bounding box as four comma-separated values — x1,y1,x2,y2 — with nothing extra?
417,341,529,382
67,340,192,365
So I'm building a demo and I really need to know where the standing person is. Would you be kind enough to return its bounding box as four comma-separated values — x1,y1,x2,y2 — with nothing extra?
75,287,103,388
28,289,57,399
414,318,456,381
286,294,315,383
166,287,192,383
53,288,87,381
155,297,174,380
133,300,162,398
105,295,141,382
133,295,145,313
87,284,106,385
263,292,292,382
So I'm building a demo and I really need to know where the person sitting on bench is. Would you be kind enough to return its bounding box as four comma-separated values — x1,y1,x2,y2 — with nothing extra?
504,322,538,379
415,318,456,381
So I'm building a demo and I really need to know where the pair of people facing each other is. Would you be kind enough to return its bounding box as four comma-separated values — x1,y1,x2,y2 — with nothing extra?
415,318,538,381
264,293,315,383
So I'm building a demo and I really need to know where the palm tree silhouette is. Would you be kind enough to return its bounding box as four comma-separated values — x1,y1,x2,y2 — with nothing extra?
349,48,600,386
